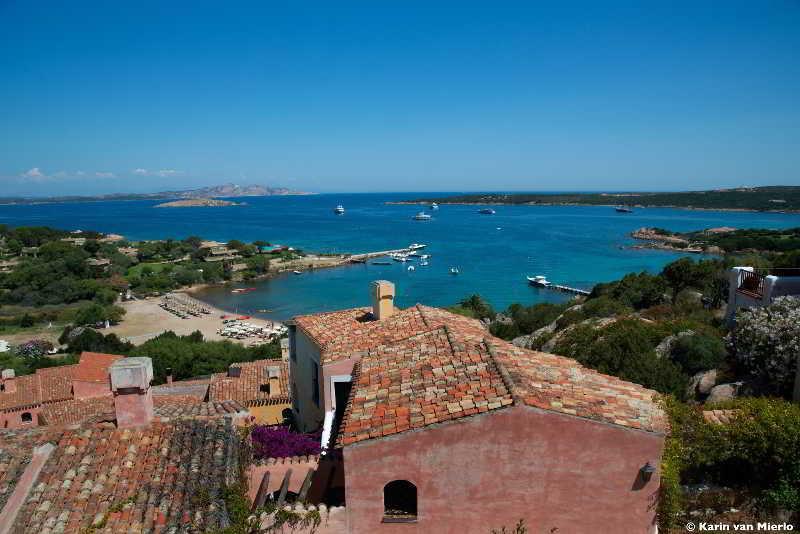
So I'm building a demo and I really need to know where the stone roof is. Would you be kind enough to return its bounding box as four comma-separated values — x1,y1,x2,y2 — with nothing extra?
327,306,667,447
0,419,241,533
208,360,289,405
293,304,487,364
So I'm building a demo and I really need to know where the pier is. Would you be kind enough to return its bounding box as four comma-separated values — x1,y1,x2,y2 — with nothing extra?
348,247,421,263
549,284,591,296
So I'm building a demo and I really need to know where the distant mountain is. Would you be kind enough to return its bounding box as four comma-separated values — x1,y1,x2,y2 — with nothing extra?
0,183,314,205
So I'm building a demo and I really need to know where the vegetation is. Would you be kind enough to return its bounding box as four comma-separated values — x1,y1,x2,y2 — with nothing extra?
250,425,321,460
403,186,800,211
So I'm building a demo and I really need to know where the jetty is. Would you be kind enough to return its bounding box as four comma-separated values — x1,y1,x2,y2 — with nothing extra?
348,247,421,263
550,284,591,296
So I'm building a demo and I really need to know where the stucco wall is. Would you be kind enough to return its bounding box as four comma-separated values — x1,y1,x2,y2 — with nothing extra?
343,405,664,534
72,380,111,400
0,407,40,429
290,328,324,432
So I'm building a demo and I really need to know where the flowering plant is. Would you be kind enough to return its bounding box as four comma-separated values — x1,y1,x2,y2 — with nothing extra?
15,339,54,360
250,425,321,460
729,296,800,397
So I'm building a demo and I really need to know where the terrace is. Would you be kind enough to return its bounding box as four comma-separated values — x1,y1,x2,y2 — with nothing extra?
726,266,800,323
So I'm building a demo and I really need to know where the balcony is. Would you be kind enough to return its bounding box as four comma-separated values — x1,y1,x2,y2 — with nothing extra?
727,267,800,324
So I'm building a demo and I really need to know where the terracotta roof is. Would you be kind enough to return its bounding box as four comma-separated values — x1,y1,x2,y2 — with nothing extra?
151,377,211,401
38,397,115,426
337,326,513,446
0,426,54,511
489,339,667,433
326,306,666,447
155,399,248,420
1,419,241,533
208,360,289,405
72,352,124,382
0,374,42,410
294,304,488,364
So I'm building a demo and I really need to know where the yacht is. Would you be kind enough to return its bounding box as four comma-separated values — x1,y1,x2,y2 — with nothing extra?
408,243,427,250
527,275,551,287
478,208,496,215
413,212,432,221
334,205,345,214
420,260,429,266
450,267,460,275
614,206,633,213
430,202,439,210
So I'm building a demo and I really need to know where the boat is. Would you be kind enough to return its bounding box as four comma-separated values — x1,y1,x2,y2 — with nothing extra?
430,203,439,210
407,265,415,271
408,243,427,250
450,267,460,275
371,261,392,266
527,275,551,287
420,254,430,260
615,206,633,213
413,212,432,221
478,208,496,215
393,255,410,262
292,270,302,275
334,205,345,214
420,261,429,266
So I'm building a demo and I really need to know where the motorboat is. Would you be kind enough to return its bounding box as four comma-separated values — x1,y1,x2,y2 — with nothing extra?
407,265,415,271
420,254,430,260
293,270,302,275
408,243,427,250
527,275,551,287
420,261,429,266
430,203,439,210
450,267,460,275
615,206,633,213
478,208,496,215
413,212,432,221
372,261,392,266
334,205,345,214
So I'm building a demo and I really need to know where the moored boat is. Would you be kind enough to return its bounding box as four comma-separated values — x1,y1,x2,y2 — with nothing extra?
413,212,432,220
478,208,496,215
615,206,633,213
334,205,345,214
527,275,551,287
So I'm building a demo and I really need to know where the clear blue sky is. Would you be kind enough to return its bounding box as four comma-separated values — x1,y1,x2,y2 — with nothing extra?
1,1,798,196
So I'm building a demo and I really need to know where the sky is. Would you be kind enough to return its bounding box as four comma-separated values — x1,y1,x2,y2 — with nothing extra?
0,1,798,196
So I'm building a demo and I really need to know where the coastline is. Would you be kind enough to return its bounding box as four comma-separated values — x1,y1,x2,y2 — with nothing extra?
385,200,799,214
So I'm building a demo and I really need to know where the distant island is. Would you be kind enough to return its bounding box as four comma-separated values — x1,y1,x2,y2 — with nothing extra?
154,198,242,208
0,182,314,206
394,186,800,212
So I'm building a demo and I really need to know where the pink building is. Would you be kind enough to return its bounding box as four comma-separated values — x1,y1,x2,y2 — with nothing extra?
289,281,667,533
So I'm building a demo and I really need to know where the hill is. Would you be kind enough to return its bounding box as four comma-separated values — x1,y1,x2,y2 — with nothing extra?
396,186,800,212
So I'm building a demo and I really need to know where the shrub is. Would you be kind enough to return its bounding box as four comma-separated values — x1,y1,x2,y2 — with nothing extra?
250,425,321,460
729,296,800,398
15,339,54,360
591,272,667,310
670,334,726,375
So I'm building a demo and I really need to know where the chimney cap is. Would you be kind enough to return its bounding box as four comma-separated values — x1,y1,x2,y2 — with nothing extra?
110,357,153,391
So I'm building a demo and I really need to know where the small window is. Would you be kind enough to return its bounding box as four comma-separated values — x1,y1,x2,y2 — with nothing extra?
383,480,417,522
21,412,33,424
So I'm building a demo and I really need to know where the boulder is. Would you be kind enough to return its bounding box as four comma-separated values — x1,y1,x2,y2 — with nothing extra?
686,369,717,399
655,330,695,359
706,382,743,405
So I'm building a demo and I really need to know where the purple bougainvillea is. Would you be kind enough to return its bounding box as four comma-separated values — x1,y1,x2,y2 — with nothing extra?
250,425,321,460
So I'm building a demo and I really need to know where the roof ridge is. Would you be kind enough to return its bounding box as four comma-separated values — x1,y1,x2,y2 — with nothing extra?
483,338,522,406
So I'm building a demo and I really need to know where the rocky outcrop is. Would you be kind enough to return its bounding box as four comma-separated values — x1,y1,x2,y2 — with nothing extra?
541,316,618,353
655,330,696,359
706,382,744,404
687,369,718,399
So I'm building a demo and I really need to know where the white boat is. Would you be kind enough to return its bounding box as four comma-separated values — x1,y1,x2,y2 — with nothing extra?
479,208,496,215
393,255,410,262
407,265,415,271
420,261,429,266
430,203,439,210
450,267,460,275
334,205,345,214
413,212,432,221
527,275,551,287
408,243,427,250
293,270,302,275
420,254,430,260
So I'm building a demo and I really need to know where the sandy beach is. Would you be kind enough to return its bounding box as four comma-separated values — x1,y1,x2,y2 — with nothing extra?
104,295,282,346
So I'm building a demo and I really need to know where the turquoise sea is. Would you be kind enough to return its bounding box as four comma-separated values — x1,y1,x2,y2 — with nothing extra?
2,193,799,320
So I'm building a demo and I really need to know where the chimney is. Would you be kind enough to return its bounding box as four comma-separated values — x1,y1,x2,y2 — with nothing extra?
166,367,173,386
371,280,396,321
110,357,154,429
1,369,16,394
266,365,281,398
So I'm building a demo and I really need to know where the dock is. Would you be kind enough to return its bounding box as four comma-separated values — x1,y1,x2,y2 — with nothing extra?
549,284,591,296
348,247,420,263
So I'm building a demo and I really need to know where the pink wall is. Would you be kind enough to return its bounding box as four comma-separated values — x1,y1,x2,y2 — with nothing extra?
246,456,320,501
113,389,154,429
343,405,664,534
0,407,40,429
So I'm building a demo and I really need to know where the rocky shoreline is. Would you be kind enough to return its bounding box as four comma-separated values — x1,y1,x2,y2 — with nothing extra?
629,227,723,254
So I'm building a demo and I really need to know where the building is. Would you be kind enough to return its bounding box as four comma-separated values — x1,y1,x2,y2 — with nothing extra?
725,266,800,323
0,357,248,533
288,280,666,533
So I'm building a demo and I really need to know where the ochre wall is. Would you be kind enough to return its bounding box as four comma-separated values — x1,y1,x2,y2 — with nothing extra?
343,405,664,534
249,402,291,425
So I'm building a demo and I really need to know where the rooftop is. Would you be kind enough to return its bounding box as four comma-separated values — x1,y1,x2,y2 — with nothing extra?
313,305,668,447
208,359,289,405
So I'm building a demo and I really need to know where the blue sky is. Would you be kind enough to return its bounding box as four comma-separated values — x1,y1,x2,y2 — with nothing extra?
1,1,798,196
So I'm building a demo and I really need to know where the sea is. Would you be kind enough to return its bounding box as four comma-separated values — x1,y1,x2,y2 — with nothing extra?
2,193,799,320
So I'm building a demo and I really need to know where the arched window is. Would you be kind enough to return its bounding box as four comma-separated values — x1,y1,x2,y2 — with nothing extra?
21,412,33,424
383,480,417,522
